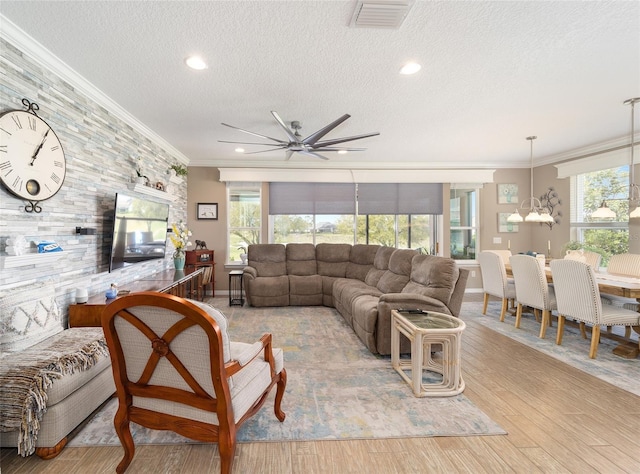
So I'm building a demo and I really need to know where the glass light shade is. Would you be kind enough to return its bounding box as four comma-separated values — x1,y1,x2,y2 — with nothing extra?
630,205,640,219
506,210,523,222
539,210,555,223
591,200,617,219
524,210,542,222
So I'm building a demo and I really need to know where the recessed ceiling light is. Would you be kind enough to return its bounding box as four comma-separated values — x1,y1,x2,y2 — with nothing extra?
235,147,245,153
185,55,207,70
399,62,421,75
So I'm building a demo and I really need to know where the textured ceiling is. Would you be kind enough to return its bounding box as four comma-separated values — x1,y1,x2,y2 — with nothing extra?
1,0,638,169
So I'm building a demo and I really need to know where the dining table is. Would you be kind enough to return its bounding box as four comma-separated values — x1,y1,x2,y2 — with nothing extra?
504,263,640,359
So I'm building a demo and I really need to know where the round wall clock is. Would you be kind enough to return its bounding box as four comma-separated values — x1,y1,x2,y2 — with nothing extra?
0,99,66,212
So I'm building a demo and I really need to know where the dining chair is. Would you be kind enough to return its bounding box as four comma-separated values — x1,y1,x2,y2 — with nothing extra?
607,253,640,277
478,251,516,321
101,292,287,474
550,259,640,359
509,254,557,338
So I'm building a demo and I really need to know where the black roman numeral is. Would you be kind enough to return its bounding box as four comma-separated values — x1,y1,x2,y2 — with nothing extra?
50,145,60,152
0,145,6,153
12,175,21,189
54,160,63,167
11,115,22,130
50,173,60,184
0,161,11,170
28,117,37,131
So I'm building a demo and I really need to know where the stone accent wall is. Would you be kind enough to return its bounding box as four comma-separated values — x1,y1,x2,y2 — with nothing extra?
0,36,188,324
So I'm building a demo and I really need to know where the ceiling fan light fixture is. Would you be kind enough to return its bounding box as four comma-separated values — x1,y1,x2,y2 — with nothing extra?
338,150,348,154
234,147,245,153
185,55,207,70
399,62,421,75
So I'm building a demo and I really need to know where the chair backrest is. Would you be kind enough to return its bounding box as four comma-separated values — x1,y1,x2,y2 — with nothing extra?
101,292,233,426
564,249,602,270
478,251,510,298
607,253,640,277
509,254,553,310
550,259,602,324
487,249,512,265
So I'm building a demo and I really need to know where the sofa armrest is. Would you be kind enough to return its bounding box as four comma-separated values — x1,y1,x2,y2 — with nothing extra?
375,293,452,355
243,266,257,279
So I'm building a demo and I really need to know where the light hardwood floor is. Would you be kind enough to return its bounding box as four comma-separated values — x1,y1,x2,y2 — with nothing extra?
2,294,639,473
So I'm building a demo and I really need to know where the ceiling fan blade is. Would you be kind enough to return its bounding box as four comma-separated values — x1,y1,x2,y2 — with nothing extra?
302,114,350,146
298,150,329,160
271,111,299,142
314,132,380,148
285,149,294,161
221,123,287,144
242,147,288,154
311,147,367,152
218,140,285,146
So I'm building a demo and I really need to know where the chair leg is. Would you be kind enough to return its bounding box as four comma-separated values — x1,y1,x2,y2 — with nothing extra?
499,298,508,322
556,315,565,345
482,293,489,315
539,310,549,339
515,303,523,328
114,408,135,474
589,325,601,359
533,309,541,323
625,326,631,338
218,433,237,474
579,322,587,339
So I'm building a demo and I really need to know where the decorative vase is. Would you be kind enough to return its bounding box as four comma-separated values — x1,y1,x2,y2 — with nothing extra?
240,253,248,265
174,254,185,270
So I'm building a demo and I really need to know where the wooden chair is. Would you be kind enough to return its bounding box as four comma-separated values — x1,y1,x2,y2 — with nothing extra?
101,292,287,474
509,254,557,338
550,259,640,358
478,251,516,321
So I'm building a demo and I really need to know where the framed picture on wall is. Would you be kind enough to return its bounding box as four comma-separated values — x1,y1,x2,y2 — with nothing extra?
197,203,218,220
498,212,518,233
497,184,518,204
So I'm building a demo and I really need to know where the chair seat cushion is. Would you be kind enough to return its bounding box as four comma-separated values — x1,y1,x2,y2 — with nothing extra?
600,305,640,326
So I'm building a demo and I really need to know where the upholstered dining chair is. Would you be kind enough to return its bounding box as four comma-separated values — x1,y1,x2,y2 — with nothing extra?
564,249,602,271
509,254,557,338
550,259,640,359
478,251,516,321
101,292,287,474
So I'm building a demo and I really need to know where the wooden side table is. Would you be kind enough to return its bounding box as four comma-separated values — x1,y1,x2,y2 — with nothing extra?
391,309,466,397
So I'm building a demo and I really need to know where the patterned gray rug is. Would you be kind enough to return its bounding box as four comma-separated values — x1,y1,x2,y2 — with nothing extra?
68,299,505,447
463,300,640,397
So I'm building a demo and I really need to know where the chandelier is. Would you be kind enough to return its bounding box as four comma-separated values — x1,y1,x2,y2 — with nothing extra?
507,136,554,224
592,97,640,220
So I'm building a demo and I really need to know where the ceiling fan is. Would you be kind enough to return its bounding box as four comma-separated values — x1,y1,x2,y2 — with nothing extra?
219,111,379,160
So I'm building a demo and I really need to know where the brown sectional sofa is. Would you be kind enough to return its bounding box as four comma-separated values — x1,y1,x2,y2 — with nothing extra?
242,243,469,355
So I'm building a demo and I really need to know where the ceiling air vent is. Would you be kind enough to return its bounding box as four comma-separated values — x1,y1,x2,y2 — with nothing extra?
350,0,415,29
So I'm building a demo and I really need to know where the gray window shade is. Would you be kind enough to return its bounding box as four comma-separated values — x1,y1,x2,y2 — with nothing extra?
358,183,443,214
269,182,356,215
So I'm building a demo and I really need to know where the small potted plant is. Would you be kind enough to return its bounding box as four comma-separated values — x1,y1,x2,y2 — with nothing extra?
167,163,188,181
238,245,248,265
135,157,148,185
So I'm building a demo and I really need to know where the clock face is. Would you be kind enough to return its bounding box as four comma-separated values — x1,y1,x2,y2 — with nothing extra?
0,110,66,202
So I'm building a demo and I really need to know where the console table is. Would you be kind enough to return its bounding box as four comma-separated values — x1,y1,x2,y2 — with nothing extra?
69,267,203,327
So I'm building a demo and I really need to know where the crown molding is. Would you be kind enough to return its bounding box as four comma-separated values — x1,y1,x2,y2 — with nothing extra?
0,14,190,165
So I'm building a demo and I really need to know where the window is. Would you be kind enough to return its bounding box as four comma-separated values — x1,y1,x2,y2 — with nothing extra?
449,186,479,260
269,182,441,250
570,165,629,265
227,183,261,263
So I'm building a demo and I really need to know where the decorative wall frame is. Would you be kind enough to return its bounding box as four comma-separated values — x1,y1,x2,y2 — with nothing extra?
498,212,518,232
497,184,518,204
197,203,218,220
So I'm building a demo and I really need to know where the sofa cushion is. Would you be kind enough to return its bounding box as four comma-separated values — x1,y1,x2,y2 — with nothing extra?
346,244,380,282
245,275,290,307
0,281,62,353
248,244,287,277
376,249,416,294
364,246,395,287
316,243,351,277
402,254,460,304
286,243,317,276
289,275,323,306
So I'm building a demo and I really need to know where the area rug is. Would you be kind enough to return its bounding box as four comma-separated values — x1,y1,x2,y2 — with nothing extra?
462,300,640,397
69,300,505,447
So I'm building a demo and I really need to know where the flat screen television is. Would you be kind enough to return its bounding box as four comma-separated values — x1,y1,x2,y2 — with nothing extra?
108,192,170,272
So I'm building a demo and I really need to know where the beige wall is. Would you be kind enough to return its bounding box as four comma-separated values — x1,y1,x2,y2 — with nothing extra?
186,167,229,291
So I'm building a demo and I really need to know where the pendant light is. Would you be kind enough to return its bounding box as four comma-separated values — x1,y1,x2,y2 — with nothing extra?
626,98,640,219
507,136,547,223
